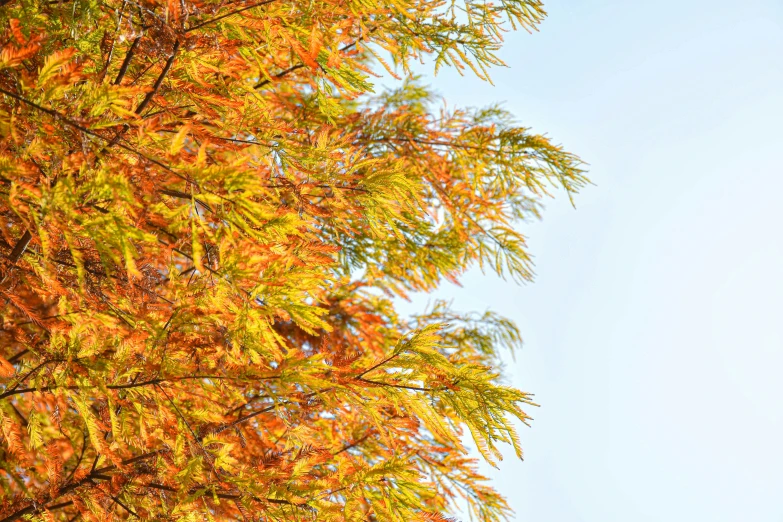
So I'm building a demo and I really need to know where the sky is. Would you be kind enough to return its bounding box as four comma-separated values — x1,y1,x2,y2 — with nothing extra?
391,1,783,520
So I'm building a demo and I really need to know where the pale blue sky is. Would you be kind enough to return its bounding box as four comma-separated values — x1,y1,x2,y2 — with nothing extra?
394,1,783,520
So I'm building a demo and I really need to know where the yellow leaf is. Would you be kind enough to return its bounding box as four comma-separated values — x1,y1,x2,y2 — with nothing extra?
38,48,76,87
170,124,190,156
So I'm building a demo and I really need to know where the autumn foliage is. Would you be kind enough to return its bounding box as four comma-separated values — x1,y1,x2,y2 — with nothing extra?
0,0,586,520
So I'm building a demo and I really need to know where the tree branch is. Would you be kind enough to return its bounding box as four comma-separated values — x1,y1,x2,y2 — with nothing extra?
356,353,400,378
109,495,139,518
7,230,32,264
113,36,142,85
0,85,184,179
0,230,32,284
0,451,158,522
134,40,180,115
186,0,279,32
333,432,372,456
0,374,278,400
254,29,376,89
355,377,435,392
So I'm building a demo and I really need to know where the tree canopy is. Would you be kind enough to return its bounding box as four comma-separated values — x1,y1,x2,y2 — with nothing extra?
0,0,587,520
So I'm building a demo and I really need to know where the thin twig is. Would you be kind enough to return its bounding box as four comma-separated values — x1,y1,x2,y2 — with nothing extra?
254,30,375,89
0,374,278,400
355,377,435,392
332,432,372,456
109,495,140,517
186,0,278,32
8,230,32,264
0,230,33,284
99,0,127,82
356,353,400,378
6,349,28,364
0,85,185,180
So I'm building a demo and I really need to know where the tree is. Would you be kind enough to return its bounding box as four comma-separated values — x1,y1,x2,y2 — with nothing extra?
0,0,586,520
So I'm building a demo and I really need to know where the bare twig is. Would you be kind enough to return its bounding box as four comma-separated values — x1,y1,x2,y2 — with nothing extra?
0,85,183,179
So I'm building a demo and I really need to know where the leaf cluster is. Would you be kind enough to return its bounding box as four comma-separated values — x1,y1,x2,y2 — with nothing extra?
0,0,586,520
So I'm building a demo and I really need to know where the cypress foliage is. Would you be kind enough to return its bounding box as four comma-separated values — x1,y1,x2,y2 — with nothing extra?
0,1,586,520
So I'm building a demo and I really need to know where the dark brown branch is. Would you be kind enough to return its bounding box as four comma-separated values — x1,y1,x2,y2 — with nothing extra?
6,349,28,364
93,450,159,475
0,387,330,521
186,0,279,32
109,494,140,517
0,500,74,522
142,103,195,119
99,1,127,81
369,136,511,154
0,342,338,519
44,255,174,305
224,392,268,416
217,403,278,432
9,403,27,425
356,353,400,378
0,450,158,522
155,382,203,448
133,482,306,507
137,481,176,492
254,63,305,89
102,40,179,155
46,501,75,512
4,358,66,395
4,310,85,328
1,230,33,284
8,230,32,264
63,431,88,484
134,40,180,115
0,378,162,400
315,484,350,500
159,187,214,212
129,58,159,86
0,374,278,400
355,377,435,392
113,36,142,85
254,29,376,89
218,389,328,433
333,432,372,456
265,182,369,194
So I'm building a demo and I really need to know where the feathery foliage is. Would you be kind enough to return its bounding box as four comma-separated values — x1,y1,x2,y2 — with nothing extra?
0,0,586,520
